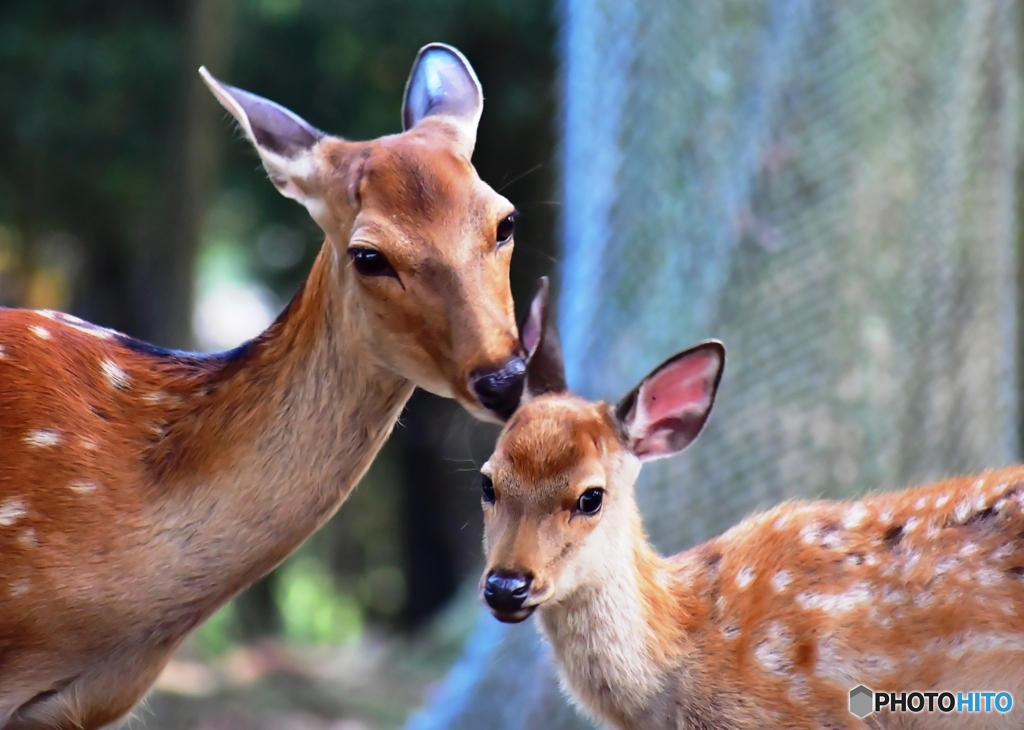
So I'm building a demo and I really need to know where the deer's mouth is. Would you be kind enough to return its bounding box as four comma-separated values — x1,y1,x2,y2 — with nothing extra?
489,605,537,624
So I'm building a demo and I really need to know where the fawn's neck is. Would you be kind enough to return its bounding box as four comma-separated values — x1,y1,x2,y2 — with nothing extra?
537,510,694,729
140,241,414,610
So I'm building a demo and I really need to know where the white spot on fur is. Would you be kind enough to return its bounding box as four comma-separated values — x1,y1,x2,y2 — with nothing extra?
144,391,167,404
798,582,871,615
822,531,844,550
80,438,98,450
70,481,98,494
774,513,789,531
935,495,950,509
914,497,927,510
25,429,61,447
954,500,972,524
904,517,920,532
0,344,6,358
879,509,894,523
29,324,50,339
931,633,1024,660
754,622,793,675
861,654,898,673
882,588,905,604
1002,601,1016,616
935,557,958,574
18,528,37,547
771,570,792,592
816,636,860,686
721,624,740,640
800,523,821,545
69,321,113,339
977,569,1002,587
10,580,29,596
788,675,810,703
101,359,130,389
994,543,1014,561
754,642,788,674
844,504,869,529
736,567,754,589
913,591,934,608
960,542,979,558
0,499,27,526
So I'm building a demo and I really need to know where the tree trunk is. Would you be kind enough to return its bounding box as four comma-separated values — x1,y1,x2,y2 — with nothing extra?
133,0,234,349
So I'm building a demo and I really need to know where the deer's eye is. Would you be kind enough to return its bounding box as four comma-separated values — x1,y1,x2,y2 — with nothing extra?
481,474,496,504
575,488,604,516
348,247,397,278
496,214,515,245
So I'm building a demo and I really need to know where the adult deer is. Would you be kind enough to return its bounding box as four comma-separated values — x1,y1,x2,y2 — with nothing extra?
477,281,1024,729
0,44,526,729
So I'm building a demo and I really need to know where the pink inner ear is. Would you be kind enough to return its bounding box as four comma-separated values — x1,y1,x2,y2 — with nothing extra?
639,351,718,426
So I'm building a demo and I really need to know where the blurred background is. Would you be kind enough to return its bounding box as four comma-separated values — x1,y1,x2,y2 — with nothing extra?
2,1,1024,729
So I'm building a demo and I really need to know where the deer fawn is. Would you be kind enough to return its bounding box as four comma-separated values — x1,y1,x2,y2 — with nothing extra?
0,45,528,729
478,281,1024,730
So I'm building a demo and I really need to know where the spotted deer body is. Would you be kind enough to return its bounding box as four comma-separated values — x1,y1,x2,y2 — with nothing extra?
0,45,526,729
477,283,1024,730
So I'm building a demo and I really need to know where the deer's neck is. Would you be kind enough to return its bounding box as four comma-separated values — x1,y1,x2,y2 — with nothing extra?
537,514,693,729
139,242,413,607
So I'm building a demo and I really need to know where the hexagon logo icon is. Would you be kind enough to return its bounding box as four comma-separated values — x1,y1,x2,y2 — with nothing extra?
849,685,874,718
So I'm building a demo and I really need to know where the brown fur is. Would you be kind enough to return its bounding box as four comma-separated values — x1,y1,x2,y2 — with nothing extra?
0,112,519,726
482,395,1024,730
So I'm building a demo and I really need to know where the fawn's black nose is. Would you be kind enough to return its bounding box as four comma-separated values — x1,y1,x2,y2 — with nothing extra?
484,570,532,614
471,357,526,420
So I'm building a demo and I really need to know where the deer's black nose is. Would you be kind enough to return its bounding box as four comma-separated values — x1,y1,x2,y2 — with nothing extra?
471,357,526,420
484,570,532,613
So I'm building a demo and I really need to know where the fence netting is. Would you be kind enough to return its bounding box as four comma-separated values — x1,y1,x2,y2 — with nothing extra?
408,1,1020,727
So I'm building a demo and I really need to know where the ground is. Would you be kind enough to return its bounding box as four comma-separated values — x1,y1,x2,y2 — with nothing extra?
136,590,479,730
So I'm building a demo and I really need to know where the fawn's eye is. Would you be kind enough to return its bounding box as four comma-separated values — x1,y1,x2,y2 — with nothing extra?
348,247,397,278
481,474,496,504
575,488,604,516
496,214,515,245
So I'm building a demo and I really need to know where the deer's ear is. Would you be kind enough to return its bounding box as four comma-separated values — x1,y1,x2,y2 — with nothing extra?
402,43,483,157
200,67,324,208
615,342,724,461
521,277,567,400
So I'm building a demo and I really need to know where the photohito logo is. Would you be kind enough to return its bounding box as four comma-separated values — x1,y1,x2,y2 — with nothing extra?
849,685,1013,717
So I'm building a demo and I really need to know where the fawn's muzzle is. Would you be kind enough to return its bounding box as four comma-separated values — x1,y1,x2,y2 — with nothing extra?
484,569,533,619
470,357,526,420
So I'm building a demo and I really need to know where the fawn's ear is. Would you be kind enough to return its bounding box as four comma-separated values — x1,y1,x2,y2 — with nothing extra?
614,341,725,461
521,277,567,400
402,43,483,158
200,67,324,209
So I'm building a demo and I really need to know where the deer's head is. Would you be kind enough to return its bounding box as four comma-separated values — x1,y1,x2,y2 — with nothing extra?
202,45,524,421
479,280,725,621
